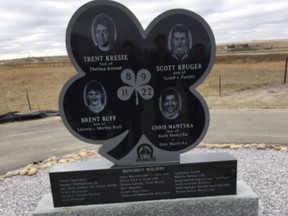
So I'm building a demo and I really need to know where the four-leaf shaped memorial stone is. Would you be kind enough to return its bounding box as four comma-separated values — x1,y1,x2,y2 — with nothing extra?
60,1,215,165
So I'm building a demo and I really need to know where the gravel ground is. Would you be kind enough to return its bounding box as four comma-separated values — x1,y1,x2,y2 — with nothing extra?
0,148,287,216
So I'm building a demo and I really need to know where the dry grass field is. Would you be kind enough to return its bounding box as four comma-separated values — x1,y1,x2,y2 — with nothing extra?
199,61,288,109
0,63,75,114
217,39,288,55
1,39,288,114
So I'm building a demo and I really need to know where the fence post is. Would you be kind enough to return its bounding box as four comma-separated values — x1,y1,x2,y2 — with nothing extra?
284,57,288,84
25,89,32,111
219,72,222,96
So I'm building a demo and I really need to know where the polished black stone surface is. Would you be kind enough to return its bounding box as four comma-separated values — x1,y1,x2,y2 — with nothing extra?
50,153,237,207
60,1,216,165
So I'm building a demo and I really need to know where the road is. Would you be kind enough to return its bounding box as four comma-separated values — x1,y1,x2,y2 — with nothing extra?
0,109,287,174
204,109,288,144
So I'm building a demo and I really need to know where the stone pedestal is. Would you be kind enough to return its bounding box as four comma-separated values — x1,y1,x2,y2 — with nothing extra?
33,181,258,216
48,153,237,207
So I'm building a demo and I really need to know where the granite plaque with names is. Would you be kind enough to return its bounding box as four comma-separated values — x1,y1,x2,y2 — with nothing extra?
53,0,237,208
50,153,237,207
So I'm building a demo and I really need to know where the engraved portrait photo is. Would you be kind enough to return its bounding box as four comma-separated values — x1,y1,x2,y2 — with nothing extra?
168,24,193,61
91,14,116,52
159,88,182,120
83,80,107,114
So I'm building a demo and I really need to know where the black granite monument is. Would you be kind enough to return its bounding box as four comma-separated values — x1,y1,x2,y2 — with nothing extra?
52,0,237,207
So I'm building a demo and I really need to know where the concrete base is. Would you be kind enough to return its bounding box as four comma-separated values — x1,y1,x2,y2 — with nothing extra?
33,181,258,216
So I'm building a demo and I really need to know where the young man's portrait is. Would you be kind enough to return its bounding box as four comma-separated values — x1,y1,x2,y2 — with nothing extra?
83,80,106,114
91,14,116,52
159,88,182,120
168,24,192,61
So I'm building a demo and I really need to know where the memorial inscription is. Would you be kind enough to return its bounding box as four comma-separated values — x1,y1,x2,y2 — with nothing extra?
60,0,216,165
50,153,237,207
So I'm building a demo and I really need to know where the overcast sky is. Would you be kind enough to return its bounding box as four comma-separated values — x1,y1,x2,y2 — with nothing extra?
0,0,288,60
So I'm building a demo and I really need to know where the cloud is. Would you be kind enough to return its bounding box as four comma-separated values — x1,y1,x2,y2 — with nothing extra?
0,0,287,59
206,0,288,42
0,0,87,59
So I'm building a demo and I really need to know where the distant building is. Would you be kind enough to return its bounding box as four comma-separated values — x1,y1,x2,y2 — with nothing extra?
225,44,236,49
225,43,249,50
